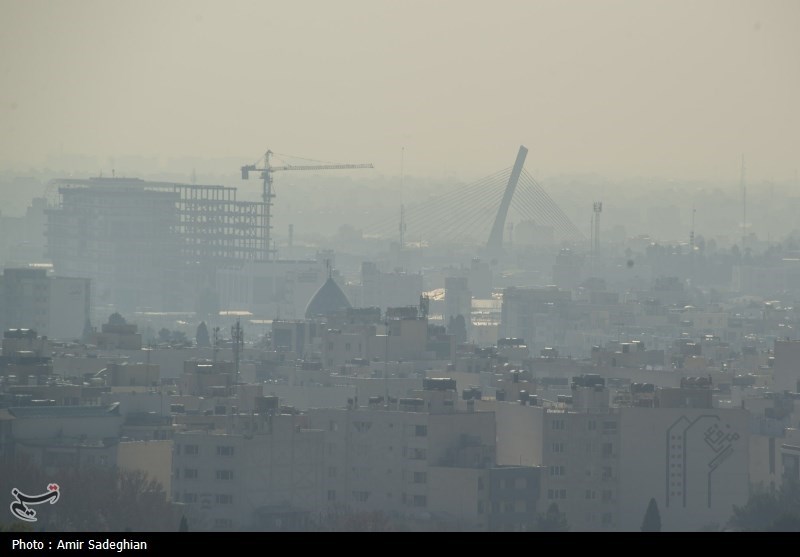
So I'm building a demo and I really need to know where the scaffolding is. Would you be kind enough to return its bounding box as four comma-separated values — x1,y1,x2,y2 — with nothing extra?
45,177,267,310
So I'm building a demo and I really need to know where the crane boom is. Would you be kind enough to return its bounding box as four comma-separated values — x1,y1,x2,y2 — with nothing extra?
240,149,373,261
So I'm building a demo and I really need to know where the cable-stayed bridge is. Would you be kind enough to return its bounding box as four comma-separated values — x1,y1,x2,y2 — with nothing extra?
364,146,585,251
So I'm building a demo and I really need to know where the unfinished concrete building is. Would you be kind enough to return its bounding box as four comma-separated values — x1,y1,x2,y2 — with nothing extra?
46,177,267,312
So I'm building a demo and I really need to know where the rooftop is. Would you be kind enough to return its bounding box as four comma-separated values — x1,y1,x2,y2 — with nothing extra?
8,402,121,419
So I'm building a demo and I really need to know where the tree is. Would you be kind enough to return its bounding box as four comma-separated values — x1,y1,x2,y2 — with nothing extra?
728,481,800,531
317,509,394,532
535,503,569,532
195,322,210,347
0,457,174,532
170,330,188,345
157,328,171,344
108,312,127,327
641,497,661,532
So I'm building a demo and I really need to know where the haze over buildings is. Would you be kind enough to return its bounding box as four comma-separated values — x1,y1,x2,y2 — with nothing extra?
1,0,800,534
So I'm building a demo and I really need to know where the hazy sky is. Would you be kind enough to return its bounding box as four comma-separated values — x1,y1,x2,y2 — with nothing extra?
0,0,797,182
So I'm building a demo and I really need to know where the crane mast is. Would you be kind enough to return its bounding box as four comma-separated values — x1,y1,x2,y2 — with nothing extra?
241,150,373,261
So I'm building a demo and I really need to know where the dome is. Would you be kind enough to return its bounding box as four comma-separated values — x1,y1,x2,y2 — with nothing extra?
305,277,351,318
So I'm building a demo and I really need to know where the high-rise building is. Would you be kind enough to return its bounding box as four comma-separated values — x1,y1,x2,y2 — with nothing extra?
0,267,90,339
46,177,266,312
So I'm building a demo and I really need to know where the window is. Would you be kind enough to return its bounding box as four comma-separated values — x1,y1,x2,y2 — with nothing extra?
213,518,233,529
552,442,565,453
549,465,566,477
216,469,234,481
215,494,233,505
602,490,613,502
602,421,618,432
413,472,427,484
547,489,567,500
408,448,427,461
602,467,613,481
352,491,371,502
602,513,613,526
184,468,198,479
602,442,614,458
217,445,235,457
585,490,596,500
551,419,565,430
413,495,427,508
184,444,199,456
478,477,485,490
415,425,428,437
329,421,338,432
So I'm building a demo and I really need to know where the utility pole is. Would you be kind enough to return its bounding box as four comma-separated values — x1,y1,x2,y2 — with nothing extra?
212,326,220,364
384,320,390,407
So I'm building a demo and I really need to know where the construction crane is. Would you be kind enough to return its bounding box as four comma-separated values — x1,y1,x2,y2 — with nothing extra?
241,150,374,261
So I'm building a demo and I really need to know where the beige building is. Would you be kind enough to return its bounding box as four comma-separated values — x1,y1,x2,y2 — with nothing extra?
106,362,160,387
171,412,325,531
91,313,142,350
306,385,501,530
484,375,750,531
321,310,448,370
118,439,173,498
8,403,123,472
618,406,749,531
773,339,800,393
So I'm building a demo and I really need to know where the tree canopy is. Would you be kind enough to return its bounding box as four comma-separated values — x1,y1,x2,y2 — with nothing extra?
641,497,661,532
728,481,800,532
535,502,570,532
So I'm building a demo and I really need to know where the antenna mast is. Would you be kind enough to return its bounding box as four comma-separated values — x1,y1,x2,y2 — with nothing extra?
592,202,603,254
740,154,746,251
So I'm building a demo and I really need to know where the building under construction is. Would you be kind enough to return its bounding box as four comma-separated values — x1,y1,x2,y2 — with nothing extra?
46,177,267,311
